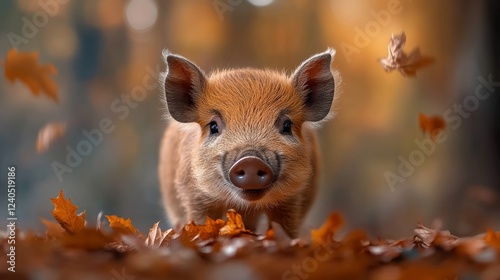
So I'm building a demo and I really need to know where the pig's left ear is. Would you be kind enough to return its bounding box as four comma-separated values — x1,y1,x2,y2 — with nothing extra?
163,52,206,123
292,49,336,122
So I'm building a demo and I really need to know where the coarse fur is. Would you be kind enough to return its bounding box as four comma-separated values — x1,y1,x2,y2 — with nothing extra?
159,49,340,237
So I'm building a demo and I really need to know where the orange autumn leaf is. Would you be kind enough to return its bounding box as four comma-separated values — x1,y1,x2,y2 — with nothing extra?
485,228,500,250
61,228,115,251
311,212,344,244
36,121,67,153
51,189,86,234
419,113,446,141
200,216,225,239
219,209,254,236
265,228,275,240
182,217,225,240
4,49,58,102
41,218,65,239
105,215,139,235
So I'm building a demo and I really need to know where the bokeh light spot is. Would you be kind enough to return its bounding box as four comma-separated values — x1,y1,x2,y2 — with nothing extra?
247,0,274,7
125,0,158,31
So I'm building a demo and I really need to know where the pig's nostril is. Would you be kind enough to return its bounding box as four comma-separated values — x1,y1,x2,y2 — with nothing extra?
229,156,273,190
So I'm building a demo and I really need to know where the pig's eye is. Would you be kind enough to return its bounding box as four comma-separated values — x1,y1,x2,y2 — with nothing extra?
281,119,293,135
209,121,219,135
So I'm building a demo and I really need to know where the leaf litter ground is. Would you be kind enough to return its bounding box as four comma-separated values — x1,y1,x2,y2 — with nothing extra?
1,190,499,280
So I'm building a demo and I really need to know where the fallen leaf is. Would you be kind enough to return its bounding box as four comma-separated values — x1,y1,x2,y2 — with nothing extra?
485,229,500,250
145,222,174,248
265,227,274,240
180,216,226,242
219,209,254,237
419,113,446,140
41,218,65,239
454,235,488,258
413,222,457,248
4,49,59,102
198,216,225,239
60,228,115,251
51,189,86,234
378,32,434,76
106,215,139,235
311,211,344,244
36,121,67,153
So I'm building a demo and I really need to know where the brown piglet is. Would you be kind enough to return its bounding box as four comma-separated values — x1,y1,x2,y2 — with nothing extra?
159,50,339,237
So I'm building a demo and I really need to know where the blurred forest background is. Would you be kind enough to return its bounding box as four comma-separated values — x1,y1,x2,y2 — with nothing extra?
0,0,498,238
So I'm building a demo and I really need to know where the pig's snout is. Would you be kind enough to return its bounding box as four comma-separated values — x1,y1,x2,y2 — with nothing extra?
229,156,273,190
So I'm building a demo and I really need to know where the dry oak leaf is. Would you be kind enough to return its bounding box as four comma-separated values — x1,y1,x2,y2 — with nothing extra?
183,216,225,240
311,211,344,244
105,215,139,235
4,49,59,102
36,121,67,153
145,222,174,248
379,32,434,77
413,222,457,249
219,209,254,236
419,113,446,141
51,189,86,234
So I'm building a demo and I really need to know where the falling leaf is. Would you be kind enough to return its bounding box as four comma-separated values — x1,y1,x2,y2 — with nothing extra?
36,121,67,153
4,49,59,102
50,189,86,234
419,113,446,140
145,222,174,248
106,215,139,235
378,32,434,76
311,211,344,244
219,209,254,237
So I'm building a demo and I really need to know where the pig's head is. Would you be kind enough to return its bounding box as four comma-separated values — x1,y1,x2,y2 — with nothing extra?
162,50,338,209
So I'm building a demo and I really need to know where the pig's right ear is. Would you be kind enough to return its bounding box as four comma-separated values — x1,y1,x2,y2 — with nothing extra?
163,53,206,123
292,49,336,122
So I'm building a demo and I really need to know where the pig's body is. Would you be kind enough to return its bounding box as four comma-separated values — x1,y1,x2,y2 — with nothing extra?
159,52,338,237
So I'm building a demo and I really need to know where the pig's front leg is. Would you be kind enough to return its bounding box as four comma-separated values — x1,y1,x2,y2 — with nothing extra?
267,198,303,238
188,196,225,224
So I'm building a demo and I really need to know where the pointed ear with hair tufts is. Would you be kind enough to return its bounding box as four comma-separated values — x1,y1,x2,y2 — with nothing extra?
163,53,206,123
292,49,336,122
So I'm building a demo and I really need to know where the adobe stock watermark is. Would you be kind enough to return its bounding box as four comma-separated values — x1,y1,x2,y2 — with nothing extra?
6,166,17,273
282,241,334,280
339,0,410,63
384,74,500,192
6,0,69,48
51,65,160,182
213,0,244,21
